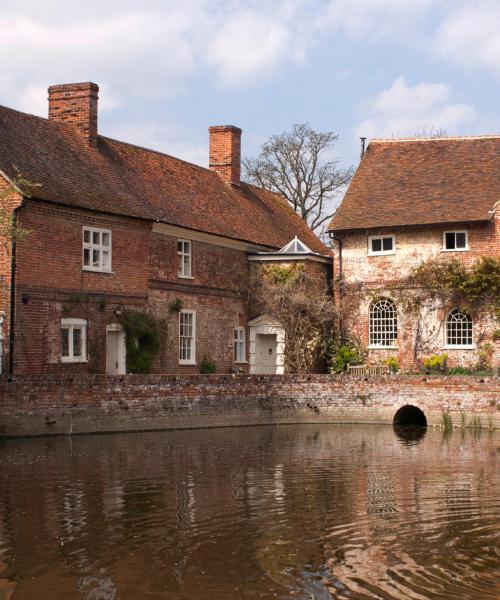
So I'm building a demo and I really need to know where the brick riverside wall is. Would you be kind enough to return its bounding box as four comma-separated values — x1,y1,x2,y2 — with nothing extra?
0,374,498,437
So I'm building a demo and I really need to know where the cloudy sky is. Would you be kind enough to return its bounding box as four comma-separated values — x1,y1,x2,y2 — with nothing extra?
1,0,500,170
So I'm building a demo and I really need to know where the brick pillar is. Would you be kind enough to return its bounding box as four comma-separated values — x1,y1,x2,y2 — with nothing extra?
209,125,242,186
48,82,99,148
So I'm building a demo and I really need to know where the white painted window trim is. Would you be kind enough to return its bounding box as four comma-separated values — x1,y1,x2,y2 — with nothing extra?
442,230,469,252
177,239,193,279
82,227,112,273
367,234,396,256
234,327,247,363
179,310,196,364
368,298,398,348
443,309,475,349
61,318,87,363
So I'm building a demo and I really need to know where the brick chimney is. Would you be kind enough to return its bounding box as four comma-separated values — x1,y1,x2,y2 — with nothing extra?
48,82,99,147
209,125,242,185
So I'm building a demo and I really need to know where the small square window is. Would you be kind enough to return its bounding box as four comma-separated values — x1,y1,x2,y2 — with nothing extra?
443,231,468,251
61,319,87,362
83,227,112,272
368,235,395,256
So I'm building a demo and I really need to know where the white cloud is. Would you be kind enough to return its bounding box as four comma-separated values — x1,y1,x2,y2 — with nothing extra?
356,77,477,138
435,3,500,74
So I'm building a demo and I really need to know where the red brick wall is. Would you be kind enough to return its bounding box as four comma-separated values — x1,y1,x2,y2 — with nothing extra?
0,374,497,437
48,82,99,147
208,125,242,185
334,216,500,370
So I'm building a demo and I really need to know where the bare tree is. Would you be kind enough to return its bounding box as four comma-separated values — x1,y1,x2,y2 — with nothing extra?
243,124,353,235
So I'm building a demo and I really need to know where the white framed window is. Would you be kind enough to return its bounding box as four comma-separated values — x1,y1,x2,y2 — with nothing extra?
178,240,192,278
445,309,474,348
443,230,468,252
368,235,395,256
61,318,87,363
369,298,398,348
179,310,196,364
83,227,112,272
234,327,246,363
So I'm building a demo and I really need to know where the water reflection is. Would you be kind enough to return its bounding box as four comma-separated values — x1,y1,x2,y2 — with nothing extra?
393,423,427,444
0,425,498,599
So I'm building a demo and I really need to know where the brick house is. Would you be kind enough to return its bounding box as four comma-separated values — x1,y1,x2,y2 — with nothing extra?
0,82,331,376
328,137,500,371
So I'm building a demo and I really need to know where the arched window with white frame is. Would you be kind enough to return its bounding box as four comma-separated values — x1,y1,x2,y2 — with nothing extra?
445,309,473,348
369,298,398,347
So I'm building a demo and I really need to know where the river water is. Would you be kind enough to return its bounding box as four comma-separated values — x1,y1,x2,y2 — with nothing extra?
0,425,498,599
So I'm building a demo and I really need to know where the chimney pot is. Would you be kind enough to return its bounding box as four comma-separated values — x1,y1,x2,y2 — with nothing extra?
209,125,242,185
48,82,99,147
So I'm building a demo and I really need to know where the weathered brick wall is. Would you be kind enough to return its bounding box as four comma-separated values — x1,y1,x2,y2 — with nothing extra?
0,374,497,437
334,217,500,370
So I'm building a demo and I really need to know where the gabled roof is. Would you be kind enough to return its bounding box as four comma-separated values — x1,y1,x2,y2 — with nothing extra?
0,104,327,254
329,136,500,232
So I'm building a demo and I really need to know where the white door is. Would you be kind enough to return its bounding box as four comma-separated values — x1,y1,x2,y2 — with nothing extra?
106,325,126,375
255,334,278,374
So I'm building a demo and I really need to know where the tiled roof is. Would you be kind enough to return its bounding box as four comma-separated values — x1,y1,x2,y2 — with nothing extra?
0,105,327,254
329,136,500,232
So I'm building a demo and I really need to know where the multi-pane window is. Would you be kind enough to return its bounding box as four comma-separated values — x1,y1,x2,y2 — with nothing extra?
445,309,473,347
179,310,196,364
234,327,246,362
83,227,111,272
369,298,398,347
368,235,395,256
61,319,87,362
178,240,192,278
443,231,468,251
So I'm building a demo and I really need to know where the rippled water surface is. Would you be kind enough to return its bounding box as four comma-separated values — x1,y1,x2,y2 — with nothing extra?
0,425,499,599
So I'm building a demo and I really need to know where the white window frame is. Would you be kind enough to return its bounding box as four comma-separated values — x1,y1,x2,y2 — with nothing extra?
444,309,475,349
368,298,398,349
82,227,112,273
443,230,469,252
61,318,87,363
368,235,395,256
234,327,246,363
177,239,193,278
179,310,196,364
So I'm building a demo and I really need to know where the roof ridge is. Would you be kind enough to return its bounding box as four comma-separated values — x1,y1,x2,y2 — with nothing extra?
370,135,500,143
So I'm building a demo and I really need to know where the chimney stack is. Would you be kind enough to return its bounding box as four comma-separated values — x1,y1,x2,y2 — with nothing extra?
48,82,99,147
209,125,242,185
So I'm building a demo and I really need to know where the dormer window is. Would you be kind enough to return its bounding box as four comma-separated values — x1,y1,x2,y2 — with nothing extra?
368,235,395,256
443,231,468,251
279,236,312,254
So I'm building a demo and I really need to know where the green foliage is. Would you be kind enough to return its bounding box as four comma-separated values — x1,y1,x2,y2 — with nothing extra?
199,358,217,374
332,345,361,373
263,263,305,285
423,352,448,372
492,329,500,341
476,343,493,372
168,299,183,313
384,356,400,373
118,310,162,374
412,256,500,316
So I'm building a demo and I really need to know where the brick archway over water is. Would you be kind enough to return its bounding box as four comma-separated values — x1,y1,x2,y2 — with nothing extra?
393,405,427,427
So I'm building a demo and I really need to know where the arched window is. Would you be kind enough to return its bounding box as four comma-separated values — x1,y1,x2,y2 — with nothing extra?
369,298,398,347
445,309,473,347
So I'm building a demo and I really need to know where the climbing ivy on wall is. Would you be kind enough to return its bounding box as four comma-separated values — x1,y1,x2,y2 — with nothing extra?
118,310,163,374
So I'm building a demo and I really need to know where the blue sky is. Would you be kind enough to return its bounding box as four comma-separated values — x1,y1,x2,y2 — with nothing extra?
2,0,500,173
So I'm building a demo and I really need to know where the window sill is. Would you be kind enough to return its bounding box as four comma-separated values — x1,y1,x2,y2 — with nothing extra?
443,345,475,350
61,358,88,363
441,248,469,253
234,360,248,364
367,251,396,257
368,345,398,350
178,275,195,280
82,268,114,274
179,361,197,366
